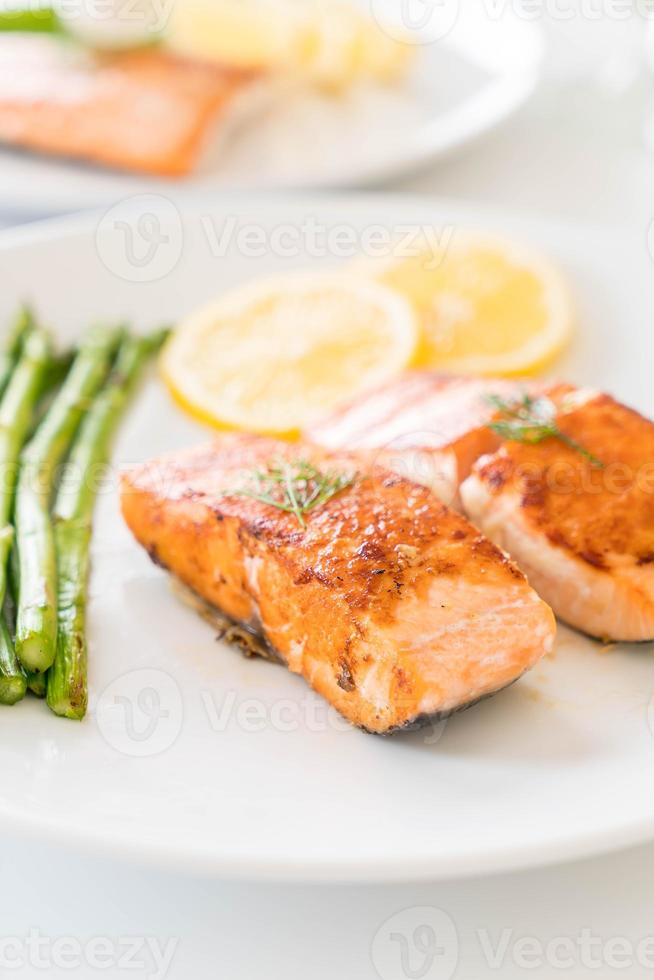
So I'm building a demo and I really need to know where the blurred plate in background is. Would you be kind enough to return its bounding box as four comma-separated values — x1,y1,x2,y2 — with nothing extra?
0,6,544,214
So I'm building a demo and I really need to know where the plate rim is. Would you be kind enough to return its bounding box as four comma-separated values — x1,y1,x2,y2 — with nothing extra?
2,794,654,882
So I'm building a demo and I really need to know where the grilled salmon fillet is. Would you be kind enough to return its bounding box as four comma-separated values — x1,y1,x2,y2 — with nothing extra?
461,387,654,641
308,372,654,641
307,372,530,508
0,36,258,176
120,434,555,734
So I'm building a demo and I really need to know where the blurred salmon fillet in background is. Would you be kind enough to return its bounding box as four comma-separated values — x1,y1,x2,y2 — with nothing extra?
0,35,259,176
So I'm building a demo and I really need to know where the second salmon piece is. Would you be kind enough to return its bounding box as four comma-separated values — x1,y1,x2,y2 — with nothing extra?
461,388,654,642
307,372,529,508
120,434,555,734
310,372,654,642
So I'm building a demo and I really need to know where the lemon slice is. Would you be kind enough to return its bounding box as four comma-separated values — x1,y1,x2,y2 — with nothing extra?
301,2,412,89
360,232,574,376
161,272,418,436
166,0,303,73
166,0,412,89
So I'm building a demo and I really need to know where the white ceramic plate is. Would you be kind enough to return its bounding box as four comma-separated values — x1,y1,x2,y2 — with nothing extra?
0,194,653,883
0,5,544,213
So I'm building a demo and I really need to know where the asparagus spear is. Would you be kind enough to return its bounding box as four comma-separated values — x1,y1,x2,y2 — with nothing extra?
0,329,52,704
0,306,32,401
14,325,122,674
0,6,61,33
5,543,46,699
47,330,167,719
41,350,75,400
0,532,24,704
24,350,76,444
0,329,52,597
0,588,25,704
26,672,46,698
0,614,25,705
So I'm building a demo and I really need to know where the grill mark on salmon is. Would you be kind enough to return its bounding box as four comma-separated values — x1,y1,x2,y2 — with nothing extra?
307,372,531,509
120,434,555,734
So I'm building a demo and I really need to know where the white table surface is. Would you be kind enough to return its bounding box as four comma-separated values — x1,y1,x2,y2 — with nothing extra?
2,14,654,980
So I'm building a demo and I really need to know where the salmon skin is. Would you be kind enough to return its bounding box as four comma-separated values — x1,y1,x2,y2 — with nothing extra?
0,35,258,176
309,372,654,642
120,434,555,734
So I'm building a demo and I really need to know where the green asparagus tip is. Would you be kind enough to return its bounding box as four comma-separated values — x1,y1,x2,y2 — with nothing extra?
144,326,172,354
3,305,34,360
43,348,74,388
23,324,51,350
85,323,126,348
67,324,124,371
15,304,34,334
0,674,27,706
19,302,35,321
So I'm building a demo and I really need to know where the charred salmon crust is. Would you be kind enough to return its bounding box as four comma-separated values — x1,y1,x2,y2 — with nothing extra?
370,682,524,737
120,434,556,734
171,578,282,663
169,578,527,735
461,390,654,641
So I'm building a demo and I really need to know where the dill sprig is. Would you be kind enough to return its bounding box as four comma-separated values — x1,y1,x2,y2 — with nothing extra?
485,393,603,467
234,457,355,527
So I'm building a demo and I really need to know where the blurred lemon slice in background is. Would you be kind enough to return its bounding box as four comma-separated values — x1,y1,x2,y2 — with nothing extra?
360,233,574,376
166,0,301,73
161,273,419,436
166,0,412,90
